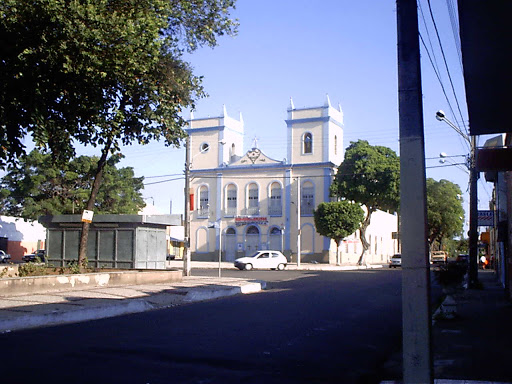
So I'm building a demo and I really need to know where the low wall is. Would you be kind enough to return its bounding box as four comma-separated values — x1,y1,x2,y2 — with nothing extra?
0,264,19,278
0,269,183,296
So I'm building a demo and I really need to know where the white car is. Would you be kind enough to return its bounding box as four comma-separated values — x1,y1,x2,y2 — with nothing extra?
389,254,401,268
234,251,288,271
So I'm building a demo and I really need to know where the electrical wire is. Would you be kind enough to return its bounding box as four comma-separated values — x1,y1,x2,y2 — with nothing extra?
425,0,468,137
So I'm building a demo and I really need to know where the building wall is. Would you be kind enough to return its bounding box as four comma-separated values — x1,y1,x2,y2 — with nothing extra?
0,216,46,261
187,100,397,265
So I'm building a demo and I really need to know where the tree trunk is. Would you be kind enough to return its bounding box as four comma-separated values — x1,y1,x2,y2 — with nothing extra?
357,209,373,265
78,138,113,269
336,239,341,265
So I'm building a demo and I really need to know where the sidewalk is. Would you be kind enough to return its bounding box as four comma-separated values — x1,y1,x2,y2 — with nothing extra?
0,275,266,333
382,269,512,384
431,270,512,383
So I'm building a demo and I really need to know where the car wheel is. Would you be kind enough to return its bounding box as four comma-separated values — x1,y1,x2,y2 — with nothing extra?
244,263,253,271
277,263,285,271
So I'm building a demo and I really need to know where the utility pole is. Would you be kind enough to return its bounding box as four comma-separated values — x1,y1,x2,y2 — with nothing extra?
468,135,479,287
435,111,478,287
218,220,222,278
397,0,433,383
296,176,301,268
183,135,191,276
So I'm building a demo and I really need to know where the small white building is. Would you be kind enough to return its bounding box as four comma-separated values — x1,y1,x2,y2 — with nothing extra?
188,97,398,264
0,216,46,262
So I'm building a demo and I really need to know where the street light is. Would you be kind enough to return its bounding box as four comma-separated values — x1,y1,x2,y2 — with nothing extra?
435,110,479,288
436,110,470,143
439,152,470,174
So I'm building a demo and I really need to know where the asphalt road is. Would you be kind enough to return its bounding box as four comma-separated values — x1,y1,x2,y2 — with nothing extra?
0,269,403,384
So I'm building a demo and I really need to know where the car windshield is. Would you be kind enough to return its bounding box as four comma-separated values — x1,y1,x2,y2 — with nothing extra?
392,254,401,259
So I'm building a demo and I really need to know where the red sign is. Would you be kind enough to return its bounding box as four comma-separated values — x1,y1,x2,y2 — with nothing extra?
235,216,268,226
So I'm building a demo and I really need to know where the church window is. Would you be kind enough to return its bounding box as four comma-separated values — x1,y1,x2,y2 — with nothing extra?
226,184,237,216
301,181,314,216
200,142,210,153
269,182,282,216
303,132,313,154
247,183,259,215
198,185,209,217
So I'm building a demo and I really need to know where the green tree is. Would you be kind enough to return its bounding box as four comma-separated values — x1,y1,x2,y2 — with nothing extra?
426,178,465,250
331,140,400,265
443,237,468,259
0,0,237,265
0,150,145,219
314,201,364,265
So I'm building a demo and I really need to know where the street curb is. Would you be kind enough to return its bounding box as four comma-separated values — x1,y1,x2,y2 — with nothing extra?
184,281,266,302
0,299,154,333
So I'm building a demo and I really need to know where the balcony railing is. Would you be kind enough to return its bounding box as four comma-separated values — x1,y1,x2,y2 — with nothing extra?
247,206,259,215
268,205,282,216
225,207,237,216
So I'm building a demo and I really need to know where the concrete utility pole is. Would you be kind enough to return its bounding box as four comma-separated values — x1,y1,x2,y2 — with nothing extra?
397,0,433,383
468,135,479,287
183,135,192,276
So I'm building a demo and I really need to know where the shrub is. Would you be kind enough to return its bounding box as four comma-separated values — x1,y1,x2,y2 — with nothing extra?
18,259,47,277
433,263,467,288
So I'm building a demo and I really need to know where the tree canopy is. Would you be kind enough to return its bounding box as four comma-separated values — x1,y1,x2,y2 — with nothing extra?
0,0,237,264
0,0,238,166
331,140,400,264
314,201,364,265
426,178,465,249
0,150,145,220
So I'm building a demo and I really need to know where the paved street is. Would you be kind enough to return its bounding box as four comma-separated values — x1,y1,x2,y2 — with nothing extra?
0,269,402,384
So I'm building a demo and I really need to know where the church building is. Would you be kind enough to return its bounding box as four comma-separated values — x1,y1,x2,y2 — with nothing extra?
187,97,398,265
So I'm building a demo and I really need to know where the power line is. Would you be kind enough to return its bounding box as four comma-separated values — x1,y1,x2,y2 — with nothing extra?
425,0,468,136
144,177,184,186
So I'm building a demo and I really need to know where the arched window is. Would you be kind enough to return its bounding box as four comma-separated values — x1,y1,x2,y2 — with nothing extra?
226,184,237,216
269,182,282,216
301,181,314,216
247,183,259,215
246,225,259,234
226,227,236,235
270,227,282,235
334,135,338,155
303,132,313,154
198,185,209,217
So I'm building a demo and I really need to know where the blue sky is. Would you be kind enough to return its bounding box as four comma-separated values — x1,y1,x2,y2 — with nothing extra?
112,0,492,231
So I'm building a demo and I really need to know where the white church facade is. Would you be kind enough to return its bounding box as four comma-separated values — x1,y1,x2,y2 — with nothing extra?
187,97,398,265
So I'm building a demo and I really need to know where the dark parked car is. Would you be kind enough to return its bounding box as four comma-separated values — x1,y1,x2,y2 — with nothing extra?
456,254,469,264
22,250,46,263
0,250,11,263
